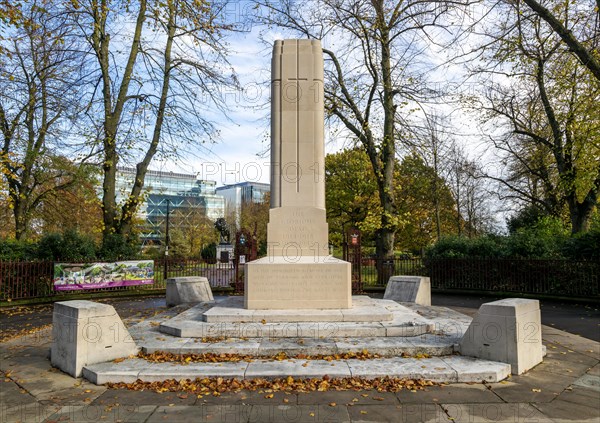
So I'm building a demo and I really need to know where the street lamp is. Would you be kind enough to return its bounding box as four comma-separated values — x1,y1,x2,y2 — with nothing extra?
165,198,171,257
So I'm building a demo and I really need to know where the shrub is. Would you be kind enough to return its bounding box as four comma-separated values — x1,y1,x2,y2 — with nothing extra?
425,235,508,259
201,242,216,260
562,229,600,260
99,233,140,261
0,238,39,260
37,229,97,261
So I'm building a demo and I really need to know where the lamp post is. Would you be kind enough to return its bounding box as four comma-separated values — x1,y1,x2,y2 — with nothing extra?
164,198,171,281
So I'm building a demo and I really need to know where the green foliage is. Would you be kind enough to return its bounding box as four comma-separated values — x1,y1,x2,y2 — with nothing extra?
325,148,379,246
0,238,38,260
37,229,97,261
426,235,508,259
395,153,458,252
98,233,140,261
201,242,216,260
507,206,549,234
561,230,600,260
427,216,596,259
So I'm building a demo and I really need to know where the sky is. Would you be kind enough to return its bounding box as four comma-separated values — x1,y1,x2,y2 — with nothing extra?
149,1,493,189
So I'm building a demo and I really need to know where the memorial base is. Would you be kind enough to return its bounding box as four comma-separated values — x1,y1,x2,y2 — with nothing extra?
244,256,351,309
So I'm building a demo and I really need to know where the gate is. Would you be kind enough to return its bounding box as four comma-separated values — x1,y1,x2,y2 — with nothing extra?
343,228,363,293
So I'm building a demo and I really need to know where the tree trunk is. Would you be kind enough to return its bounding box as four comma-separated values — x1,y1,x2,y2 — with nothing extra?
568,181,599,234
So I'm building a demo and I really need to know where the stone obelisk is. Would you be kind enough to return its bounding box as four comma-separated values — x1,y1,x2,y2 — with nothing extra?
244,39,352,310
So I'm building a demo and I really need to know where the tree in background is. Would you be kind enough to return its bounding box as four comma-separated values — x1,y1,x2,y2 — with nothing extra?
325,148,379,247
239,192,270,255
475,0,600,234
168,206,219,259
325,149,463,253
69,0,238,245
395,153,458,252
257,0,469,266
519,0,600,82
1,2,92,239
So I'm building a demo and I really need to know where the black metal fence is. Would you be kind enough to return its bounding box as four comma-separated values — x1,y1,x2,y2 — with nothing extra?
0,259,236,302
362,257,599,298
1,257,598,303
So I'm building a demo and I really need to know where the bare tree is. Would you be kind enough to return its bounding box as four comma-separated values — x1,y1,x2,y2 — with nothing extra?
0,3,90,239
256,0,469,268
70,0,238,243
519,0,600,82
475,0,600,233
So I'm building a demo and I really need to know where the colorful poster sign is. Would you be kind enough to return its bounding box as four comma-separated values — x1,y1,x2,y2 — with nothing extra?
53,260,154,291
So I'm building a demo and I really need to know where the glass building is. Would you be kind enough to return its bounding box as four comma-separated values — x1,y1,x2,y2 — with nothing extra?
115,167,225,245
216,182,270,226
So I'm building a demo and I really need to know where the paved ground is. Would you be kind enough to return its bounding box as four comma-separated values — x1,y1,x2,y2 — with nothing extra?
1,295,599,422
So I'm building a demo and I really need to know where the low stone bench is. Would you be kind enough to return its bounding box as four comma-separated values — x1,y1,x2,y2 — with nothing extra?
51,300,138,377
383,276,431,306
459,298,543,374
166,276,214,307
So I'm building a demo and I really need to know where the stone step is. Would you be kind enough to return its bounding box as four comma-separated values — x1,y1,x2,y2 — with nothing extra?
140,335,456,357
201,296,394,323
157,297,436,339
82,355,510,385
159,320,432,339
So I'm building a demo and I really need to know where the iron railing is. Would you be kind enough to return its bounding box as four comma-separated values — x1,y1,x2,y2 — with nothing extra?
1,257,598,302
0,259,236,302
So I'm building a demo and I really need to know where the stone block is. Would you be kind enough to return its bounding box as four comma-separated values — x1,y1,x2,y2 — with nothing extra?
459,298,543,374
166,276,214,307
51,300,138,378
244,256,351,309
384,276,431,306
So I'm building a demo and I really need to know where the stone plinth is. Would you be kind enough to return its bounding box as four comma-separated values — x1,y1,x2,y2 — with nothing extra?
166,277,214,307
51,300,138,377
459,298,543,375
245,256,351,309
384,276,431,306
204,296,392,322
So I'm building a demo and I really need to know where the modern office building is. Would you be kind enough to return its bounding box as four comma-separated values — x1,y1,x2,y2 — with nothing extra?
114,167,225,244
216,182,270,226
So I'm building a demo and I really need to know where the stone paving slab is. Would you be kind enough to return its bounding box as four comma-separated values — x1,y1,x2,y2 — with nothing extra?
441,403,555,423
532,400,600,423
1,403,62,423
346,403,452,423
43,404,157,423
395,383,503,404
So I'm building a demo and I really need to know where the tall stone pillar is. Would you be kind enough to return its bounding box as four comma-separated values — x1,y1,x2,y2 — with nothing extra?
244,39,351,310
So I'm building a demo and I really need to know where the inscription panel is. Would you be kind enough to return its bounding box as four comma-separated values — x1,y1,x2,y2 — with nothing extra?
245,260,351,309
